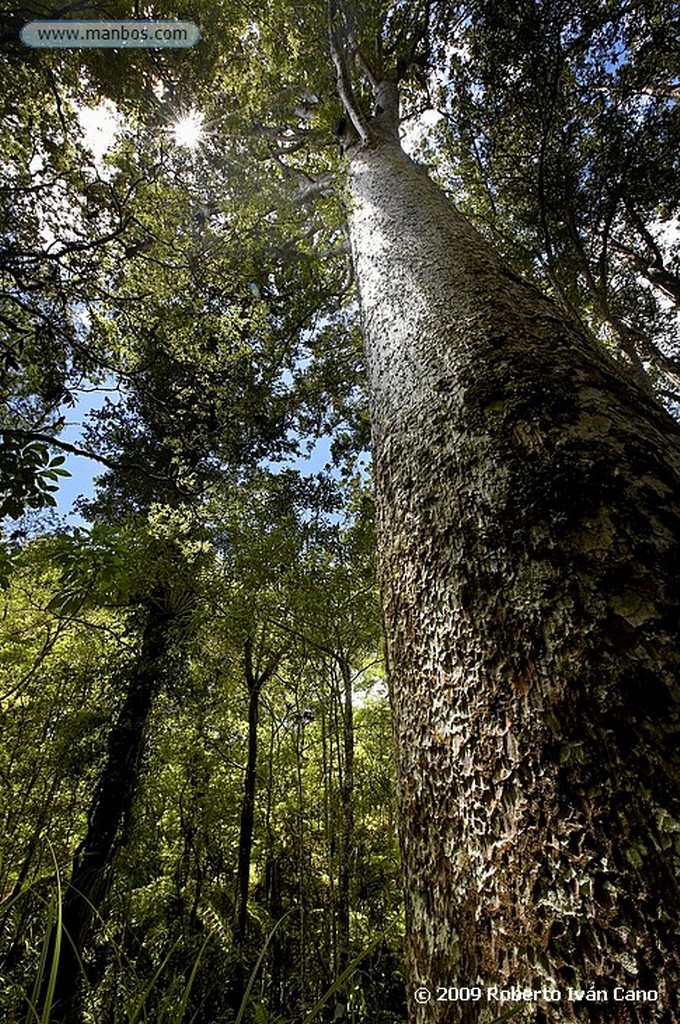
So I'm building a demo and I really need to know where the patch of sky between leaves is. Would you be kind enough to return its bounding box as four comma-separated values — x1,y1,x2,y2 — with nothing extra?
78,100,122,167
54,381,121,523
51,100,206,520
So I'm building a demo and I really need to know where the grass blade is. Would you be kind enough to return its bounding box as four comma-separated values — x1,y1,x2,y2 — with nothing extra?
302,924,395,1024
39,843,63,1024
174,934,211,1023
234,908,294,1024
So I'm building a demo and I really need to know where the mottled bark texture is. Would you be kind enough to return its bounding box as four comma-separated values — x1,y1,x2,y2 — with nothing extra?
347,137,680,1023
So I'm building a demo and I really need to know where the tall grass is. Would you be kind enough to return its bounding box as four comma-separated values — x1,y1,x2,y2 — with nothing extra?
19,843,64,1024
2,878,523,1024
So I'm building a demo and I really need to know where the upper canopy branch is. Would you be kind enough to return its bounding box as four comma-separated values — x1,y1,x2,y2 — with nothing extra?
1,429,174,482
328,0,371,144
354,47,380,92
327,1,408,149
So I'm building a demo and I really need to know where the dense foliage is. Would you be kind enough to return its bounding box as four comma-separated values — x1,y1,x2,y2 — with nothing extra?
1,1,677,1021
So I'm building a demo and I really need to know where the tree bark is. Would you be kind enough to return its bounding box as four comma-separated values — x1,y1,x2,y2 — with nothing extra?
346,129,680,1023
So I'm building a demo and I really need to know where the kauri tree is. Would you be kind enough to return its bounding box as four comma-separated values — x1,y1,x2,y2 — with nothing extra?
324,2,680,1021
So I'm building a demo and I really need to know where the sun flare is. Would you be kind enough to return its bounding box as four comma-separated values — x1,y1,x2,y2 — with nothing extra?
171,109,205,149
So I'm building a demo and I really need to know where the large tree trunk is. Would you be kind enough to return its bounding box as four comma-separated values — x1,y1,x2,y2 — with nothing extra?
346,124,680,1023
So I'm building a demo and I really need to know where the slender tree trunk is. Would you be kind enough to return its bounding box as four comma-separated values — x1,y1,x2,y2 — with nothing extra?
337,654,354,973
345,115,680,1023
46,601,176,1024
233,639,262,952
231,640,280,1011
320,701,339,975
295,709,308,1018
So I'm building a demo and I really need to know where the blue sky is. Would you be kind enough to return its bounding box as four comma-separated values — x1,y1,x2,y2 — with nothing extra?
54,386,112,519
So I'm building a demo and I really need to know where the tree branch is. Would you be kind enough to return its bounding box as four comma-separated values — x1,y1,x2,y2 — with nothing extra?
354,48,380,91
1,429,171,480
328,0,371,144
611,236,680,308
